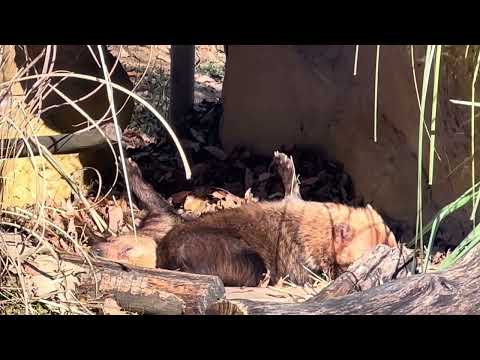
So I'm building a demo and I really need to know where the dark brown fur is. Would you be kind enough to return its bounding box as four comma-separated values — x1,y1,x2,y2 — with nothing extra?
93,159,397,287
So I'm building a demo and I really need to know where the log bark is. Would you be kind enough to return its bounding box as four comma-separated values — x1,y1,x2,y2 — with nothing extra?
207,243,480,315
58,253,225,315
207,244,414,314
309,244,414,302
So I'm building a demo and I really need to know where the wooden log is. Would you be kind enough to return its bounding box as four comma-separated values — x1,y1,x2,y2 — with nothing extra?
1,233,225,314
206,244,413,314
309,244,414,302
58,253,225,315
206,285,323,314
99,287,184,315
207,243,480,315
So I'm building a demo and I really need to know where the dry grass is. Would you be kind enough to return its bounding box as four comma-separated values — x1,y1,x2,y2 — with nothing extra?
0,45,194,314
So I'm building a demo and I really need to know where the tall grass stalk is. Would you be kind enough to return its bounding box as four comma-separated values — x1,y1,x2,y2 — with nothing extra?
428,45,442,186
469,50,480,223
417,181,480,272
415,45,436,268
374,45,380,143
97,45,137,238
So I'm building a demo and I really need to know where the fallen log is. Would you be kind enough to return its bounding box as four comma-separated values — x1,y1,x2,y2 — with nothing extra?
309,244,414,302
206,244,412,314
1,233,226,315
207,242,480,315
205,285,324,315
224,285,319,303
57,253,225,315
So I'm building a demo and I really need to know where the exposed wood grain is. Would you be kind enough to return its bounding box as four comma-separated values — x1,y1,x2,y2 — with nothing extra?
310,244,414,302
207,243,480,315
59,253,225,315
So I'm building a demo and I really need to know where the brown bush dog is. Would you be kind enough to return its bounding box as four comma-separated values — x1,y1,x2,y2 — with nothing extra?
92,158,397,287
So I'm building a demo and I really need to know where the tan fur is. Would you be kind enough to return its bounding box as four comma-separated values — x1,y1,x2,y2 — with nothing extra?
93,197,397,285
93,212,179,268
92,154,397,285
94,234,157,268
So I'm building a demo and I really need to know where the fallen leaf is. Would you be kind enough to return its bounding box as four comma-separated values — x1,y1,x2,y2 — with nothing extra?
170,191,191,205
210,190,227,200
182,139,201,152
221,197,238,210
108,205,125,234
51,212,65,231
204,146,227,161
204,203,218,213
27,255,84,314
183,195,208,215
190,128,206,143
67,218,77,239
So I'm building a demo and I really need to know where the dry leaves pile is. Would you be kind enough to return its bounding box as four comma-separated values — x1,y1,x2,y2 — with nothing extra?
126,100,357,211
0,192,144,314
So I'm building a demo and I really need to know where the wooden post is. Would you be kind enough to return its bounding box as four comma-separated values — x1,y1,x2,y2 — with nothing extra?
170,45,195,129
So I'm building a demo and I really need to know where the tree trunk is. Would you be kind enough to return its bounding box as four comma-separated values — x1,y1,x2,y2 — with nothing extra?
169,45,195,129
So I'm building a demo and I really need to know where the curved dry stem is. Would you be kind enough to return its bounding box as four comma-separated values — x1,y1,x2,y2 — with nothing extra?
2,71,192,179
97,45,137,238
46,83,119,205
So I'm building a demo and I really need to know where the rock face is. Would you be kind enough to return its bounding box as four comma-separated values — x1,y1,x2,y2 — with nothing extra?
0,45,133,207
222,45,477,244
14,45,133,134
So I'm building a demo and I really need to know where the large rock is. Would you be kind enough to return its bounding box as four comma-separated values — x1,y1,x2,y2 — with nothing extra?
222,45,477,244
14,45,133,134
0,45,133,207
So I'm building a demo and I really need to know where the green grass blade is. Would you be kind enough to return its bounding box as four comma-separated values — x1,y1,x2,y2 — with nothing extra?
416,45,436,267
469,50,480,223
422,182,480,272
439,224,480,270
410,180,480,247
428,45,442,186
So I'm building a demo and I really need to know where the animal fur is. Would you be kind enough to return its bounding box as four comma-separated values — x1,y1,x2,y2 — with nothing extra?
92,158,397,287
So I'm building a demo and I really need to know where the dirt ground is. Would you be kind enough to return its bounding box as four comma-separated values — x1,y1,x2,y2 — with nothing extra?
112,45,225,101
107,45,225,140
